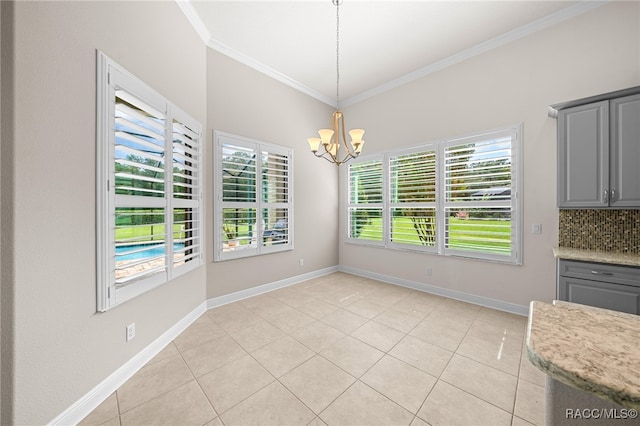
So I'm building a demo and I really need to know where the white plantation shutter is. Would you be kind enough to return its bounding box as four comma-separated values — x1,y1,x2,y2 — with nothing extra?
442,129,518,262
389,148,437,251
348,158,384,243
97,52,202,311
215,132,293,261
345,126,521,264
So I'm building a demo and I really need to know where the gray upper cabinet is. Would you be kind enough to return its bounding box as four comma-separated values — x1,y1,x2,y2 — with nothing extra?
610,94,640,207
557,91,640,208
557,101,609,208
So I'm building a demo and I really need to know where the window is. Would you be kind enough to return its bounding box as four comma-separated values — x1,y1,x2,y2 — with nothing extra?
214,131,293,261
97,52,203,311
347,127,521,264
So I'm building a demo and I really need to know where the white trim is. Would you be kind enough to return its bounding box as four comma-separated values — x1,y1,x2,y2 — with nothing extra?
207,38,337,108
339,265,528,316
48,302,207,426
175,0,211,45
207,266,338,309
341,1,608,107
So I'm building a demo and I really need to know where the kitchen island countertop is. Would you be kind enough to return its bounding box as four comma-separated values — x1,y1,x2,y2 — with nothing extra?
526,300,640,409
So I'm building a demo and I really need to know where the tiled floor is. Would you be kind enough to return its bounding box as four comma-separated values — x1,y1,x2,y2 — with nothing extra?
81,272,546,426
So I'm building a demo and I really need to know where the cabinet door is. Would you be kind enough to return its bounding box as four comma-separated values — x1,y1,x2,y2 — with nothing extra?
558,276,640,314
557,101,609,208
610,94,640,207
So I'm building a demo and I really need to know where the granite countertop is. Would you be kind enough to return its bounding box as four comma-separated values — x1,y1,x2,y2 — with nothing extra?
526,300,640,409
553,246,640,267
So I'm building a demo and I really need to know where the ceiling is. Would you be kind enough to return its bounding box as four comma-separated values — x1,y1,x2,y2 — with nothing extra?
179,0,606,107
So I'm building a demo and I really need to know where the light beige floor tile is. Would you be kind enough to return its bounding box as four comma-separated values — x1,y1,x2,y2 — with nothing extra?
203,417,225,426
173,316,227,353
147,342,180,365
243,296,291,318
198,354,274,414
78,393,119,426
345,298,388,319
389,335,453,377
512,416,536,426
317,287,366,307
181,335,247,377
207,303,264,334
351,320,405,352
361,355,437,414
320,335,384,378
410,416,430,426
297,299,339,320
514,379,545,426
475,307,527,334
374,309,423,333
270,287,316,308
290,320,345,352
320,381,414,426
117,354,194,413
363,290,407,308
307,416,328,426
264,307,316,334
220,381,315,426
519,350,546,387
120,380,216,426
227,319,285,352
456,321,522,375
280,355,356,414
440,354,517,412
321,308,369,333
409,316,470,352
418,380,512,426
388,298,434,319
403,290,447,308
251,335,314,378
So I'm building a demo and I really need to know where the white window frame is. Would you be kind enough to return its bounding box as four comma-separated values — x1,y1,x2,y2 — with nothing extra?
214,131,294,261
96,52,203,312
346,125,522,264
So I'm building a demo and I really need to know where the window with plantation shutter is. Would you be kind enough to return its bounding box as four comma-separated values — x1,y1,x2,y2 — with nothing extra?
97,52,203,311
214,131,293,261
346,126,521,264
348,158,384,243
389,148,437,251
443,129,518,262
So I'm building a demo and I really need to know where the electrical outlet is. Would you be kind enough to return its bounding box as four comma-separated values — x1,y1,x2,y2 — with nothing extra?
426,267,432,276
299,258,304,267
126,323,136,342
531,224,542,234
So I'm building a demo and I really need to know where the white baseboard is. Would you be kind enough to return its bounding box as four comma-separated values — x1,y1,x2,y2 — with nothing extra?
49,301,207,426
338,265,529,316
206,266,338,309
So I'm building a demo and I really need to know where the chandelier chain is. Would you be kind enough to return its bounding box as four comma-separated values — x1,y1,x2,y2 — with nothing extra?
335,0,340,107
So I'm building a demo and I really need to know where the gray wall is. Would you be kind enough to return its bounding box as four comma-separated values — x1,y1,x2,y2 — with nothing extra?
5,2,207,423
339,1,640,308
206,50,339,299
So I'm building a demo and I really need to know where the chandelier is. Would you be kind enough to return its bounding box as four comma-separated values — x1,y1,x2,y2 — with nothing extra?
307,0,365,166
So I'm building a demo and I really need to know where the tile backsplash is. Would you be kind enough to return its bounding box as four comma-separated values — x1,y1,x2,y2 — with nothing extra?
559,209,640,253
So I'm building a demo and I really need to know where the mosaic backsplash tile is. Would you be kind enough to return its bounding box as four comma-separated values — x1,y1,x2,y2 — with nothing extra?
559,209,640,253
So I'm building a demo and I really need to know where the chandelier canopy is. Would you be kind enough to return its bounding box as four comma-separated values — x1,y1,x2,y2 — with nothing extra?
307,0,365,166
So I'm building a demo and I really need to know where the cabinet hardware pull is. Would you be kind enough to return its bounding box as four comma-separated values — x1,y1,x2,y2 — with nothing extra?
591,270,614,276
604,190,609,202
611,189,616,202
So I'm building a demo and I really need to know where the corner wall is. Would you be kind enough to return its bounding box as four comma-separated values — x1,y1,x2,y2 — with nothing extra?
206,50,339,299
339,2,640,308
8,2,207,424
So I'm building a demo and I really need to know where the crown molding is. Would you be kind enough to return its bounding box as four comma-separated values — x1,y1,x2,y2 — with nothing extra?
341,0,608,107
175,0,211,44
207,37,338,108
